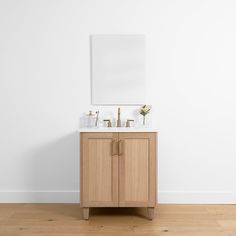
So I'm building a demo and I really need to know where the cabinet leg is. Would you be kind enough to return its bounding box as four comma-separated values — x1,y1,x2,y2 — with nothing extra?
147,207,155,220
82,207,90,220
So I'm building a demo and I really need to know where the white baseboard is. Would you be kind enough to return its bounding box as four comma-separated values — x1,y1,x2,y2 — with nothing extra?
0,191,80,203
0,191,236,204
158,191,236,204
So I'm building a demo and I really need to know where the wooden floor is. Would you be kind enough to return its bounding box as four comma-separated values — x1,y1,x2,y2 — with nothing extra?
1,204,236,236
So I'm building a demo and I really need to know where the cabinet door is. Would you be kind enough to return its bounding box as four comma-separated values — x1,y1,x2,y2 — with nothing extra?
80,132,118,207
118,132,157,207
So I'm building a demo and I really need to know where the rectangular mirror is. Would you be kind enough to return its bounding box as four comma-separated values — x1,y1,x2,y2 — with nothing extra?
91,35,146,105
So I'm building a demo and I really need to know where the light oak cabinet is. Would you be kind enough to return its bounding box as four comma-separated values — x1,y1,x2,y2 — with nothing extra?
80,132,157,219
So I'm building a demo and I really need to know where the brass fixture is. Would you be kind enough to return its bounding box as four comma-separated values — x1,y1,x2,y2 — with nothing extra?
118,140,124,155
117,107,122,127
103,119,112,127
112,140,118,155
126,119,134,127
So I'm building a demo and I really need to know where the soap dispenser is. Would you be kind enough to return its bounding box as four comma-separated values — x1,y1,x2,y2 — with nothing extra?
86,111,96,128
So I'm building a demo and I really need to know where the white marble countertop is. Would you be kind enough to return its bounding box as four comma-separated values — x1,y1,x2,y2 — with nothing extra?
78,127,158,132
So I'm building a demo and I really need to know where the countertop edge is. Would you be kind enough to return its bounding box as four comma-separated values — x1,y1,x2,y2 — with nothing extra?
77,128,158,133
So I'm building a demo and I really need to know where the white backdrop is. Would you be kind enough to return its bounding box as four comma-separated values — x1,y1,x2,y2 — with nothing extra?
1,0,236,203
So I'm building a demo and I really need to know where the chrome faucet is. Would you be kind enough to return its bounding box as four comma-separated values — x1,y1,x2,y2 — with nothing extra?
117,107,122,127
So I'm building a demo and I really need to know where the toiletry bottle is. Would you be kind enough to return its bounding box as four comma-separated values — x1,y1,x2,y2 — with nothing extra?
86,111,96,128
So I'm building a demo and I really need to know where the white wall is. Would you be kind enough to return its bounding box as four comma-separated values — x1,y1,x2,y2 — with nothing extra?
1,0,236,203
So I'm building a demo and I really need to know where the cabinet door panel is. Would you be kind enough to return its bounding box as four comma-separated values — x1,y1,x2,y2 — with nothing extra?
119,132,156,207
81,132,118,207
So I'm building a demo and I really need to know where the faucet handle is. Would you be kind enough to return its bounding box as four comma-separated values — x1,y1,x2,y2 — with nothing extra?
103,119,112,127
126,119,134,128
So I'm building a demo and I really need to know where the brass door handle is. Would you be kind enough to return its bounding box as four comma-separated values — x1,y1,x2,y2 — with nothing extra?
118,140,124,155
112,140,118,155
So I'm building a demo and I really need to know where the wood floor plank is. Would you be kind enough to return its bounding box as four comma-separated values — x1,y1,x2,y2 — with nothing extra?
0,204,236,235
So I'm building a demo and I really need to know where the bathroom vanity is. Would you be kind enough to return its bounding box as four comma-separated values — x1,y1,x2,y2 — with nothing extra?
80,128,157,220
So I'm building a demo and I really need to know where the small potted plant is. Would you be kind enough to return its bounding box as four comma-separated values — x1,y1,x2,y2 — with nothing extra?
139,105,151,126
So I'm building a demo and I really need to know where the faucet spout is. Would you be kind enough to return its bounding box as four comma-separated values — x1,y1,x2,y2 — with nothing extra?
117,107,122,127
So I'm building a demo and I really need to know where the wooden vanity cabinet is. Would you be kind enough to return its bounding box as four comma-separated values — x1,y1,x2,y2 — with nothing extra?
80,132,157,220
